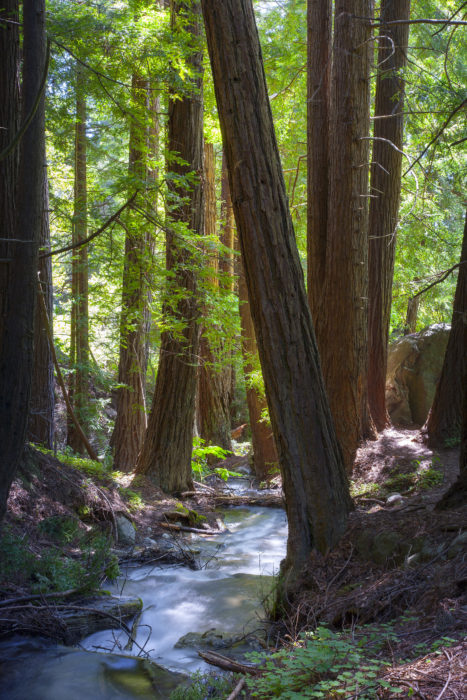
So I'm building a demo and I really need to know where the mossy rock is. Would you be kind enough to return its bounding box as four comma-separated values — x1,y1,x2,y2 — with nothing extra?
355,530,411,566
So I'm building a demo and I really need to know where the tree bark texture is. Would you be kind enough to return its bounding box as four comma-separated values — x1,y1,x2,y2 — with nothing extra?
368,0,410,431
0,0,47,520
197,143,232,451
313,0,375,470
238,258,278,481
404,294,419,334
136,1,204,493
112,73,152,471
306,0,331,321
0,0,20,349
423,211,467,447
219,153,235,292
67,64,89,454
436,359,467,509
201,0,352,576
28,173,55,448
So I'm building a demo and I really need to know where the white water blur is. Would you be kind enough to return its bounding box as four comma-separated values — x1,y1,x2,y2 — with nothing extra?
83,505,288,673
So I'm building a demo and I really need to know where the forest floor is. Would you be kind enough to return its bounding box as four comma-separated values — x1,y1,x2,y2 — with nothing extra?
0,428,465,698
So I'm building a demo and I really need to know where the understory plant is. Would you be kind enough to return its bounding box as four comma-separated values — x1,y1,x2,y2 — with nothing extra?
191,437,241,482
245,626,402,698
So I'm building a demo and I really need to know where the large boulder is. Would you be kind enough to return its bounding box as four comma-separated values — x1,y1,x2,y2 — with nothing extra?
385,324,450,425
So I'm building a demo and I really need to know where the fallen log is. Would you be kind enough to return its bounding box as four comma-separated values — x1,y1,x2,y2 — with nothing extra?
213,494,284,507
198,650,259,675
159,522,220,536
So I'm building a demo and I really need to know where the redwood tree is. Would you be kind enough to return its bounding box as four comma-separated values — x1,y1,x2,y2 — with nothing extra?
202,0,352,582
309,0,375,470
368,0,411,430
28,173,55,448
136,0,204,493
306,0,331,322
0,0,47,520
423,211,467,448
238,257,278,481
67,64,89,454
197,142,232,451
111,73,152,471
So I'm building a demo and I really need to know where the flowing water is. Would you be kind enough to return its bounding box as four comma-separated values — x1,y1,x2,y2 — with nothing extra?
0,489,287,699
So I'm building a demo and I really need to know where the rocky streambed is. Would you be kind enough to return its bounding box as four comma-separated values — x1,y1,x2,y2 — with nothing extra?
0,487,287,699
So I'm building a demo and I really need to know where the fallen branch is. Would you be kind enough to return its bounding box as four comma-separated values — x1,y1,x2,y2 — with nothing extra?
198,650,259,675
40,193,137,258
226,677,246,700
0,585,95,609
159,522,220,536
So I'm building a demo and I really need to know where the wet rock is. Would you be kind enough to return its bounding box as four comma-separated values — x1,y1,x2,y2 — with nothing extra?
116,515,136,547
60,595,143,644
386,324,450,425
386,493,404,506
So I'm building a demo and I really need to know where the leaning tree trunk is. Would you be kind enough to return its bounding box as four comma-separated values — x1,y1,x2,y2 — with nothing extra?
423,211,467,447
111,73,152,471
313,0,375,471
238,257,278,481
307,0,331,321
197,143,232,451
136,1,204,493
28,173,55,448
201,0,352,586
68,64,89,454
368,0,411,431
0,0,47,520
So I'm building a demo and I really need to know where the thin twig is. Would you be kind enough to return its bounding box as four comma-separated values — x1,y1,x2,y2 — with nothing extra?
435,672,452,700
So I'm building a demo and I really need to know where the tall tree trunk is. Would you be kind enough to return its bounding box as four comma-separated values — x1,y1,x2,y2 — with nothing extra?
111,73,152,471
197,143,232,451
436,360,467,509
313,0,375,471
201,0,352,585
0,0,20,350
238,258,278,481
423,211,467,447
28,173,55,448
0,0,47,520
368,0,411,430
68,64,89,454
136,1,204,493
307,0,331,321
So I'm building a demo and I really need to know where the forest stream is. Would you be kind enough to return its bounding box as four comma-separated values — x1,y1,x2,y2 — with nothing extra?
0,482,287,699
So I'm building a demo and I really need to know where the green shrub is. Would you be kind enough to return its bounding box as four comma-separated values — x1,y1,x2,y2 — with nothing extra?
245,626,402,699
169,672,234,700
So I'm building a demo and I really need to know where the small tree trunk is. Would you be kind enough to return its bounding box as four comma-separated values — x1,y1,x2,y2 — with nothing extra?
202,0,352,584
111,73,152,471
313,0,375,470
0,0,47,520
136,1,204,493
238,258,278,481
29,172,55,448
197,143,232,450
368,0,410,431
68,64,89,454
423,211,467,447
307,0,331,321
404,294,419,334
